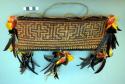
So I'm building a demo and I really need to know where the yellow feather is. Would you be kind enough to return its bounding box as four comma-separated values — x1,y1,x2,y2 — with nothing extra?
6,22,12,30
67,55,74,62
112,23,118,30
56,61,60,65
109,48,113,57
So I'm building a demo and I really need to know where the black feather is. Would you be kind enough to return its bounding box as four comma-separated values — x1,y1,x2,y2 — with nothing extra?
16,54,23,64
54,72,59,79
26,61,38,75
31,57,35,70
90,58,103,71
14,29,18,39
77,55,94,69
44,55,53,62
53,65,59,79
31,58,40,67
79,57,86,61
42,63,60,79
4,36,13,51
117,28,122,31
11,34,16,57
112,34,119,46
19,52,38,75
41,63,52,71
20,63,27,74
96,34,109,53
95,59,106,73
106,27,117,33
44,63,55,74
20,55,27,74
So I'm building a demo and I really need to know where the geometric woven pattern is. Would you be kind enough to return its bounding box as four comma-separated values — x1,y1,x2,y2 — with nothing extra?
15,16,107,51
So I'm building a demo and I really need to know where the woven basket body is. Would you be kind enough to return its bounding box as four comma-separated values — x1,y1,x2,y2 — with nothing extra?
15,16,107,51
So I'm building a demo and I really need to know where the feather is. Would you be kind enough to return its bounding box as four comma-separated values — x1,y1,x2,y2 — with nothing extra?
16,54,23,64
106,27,117,33
79,57,86,61
62,57,68,65
43,51,71,79
54,72,59,79
26,61,38,75
117,28,122,31
106,33,116,55
111,34,116,49
4,36,13,51
96,34,109,53
53,65,59,79
31,58,40,67
77,54,94,69
43,63,60,79
30,57,35,70
44,63,55,74
106,39,111,56
20,63,27,74
112,34,119,46
26,53,38,75
90,58,103,71
44,55,54,62
11,34,16,57
106,33,118,50
19,52,38,75
41,63,52,71
95,59,106,73
20,55,27,74
14,29,18,39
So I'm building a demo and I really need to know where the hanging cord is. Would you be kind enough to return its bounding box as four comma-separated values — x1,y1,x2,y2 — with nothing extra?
41,2,89,17
22,2,88,18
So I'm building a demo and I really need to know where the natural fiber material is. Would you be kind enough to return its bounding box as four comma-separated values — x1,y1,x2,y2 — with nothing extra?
15,16,107,51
